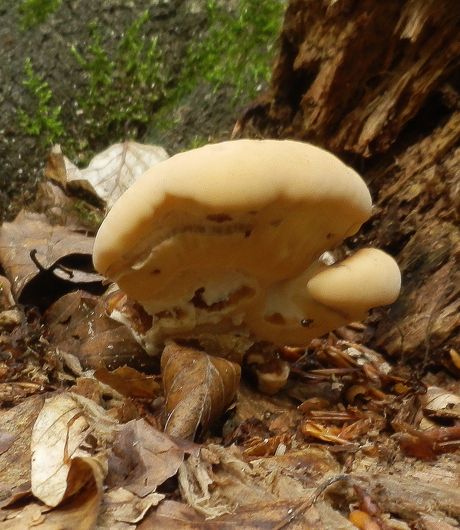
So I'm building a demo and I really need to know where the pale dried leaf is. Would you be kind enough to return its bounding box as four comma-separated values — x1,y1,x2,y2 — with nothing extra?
107,419,185,497
31,393,116,506
162,342,240,439
421,386,460,420
45,142,168,210
1,457,103,529
98,488,164,528
0,211,101,306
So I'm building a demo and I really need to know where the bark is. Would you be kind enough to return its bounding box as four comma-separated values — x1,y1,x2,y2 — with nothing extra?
236,0,460,366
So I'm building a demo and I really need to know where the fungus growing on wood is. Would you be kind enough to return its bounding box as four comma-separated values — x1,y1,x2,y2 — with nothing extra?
93,139,400,356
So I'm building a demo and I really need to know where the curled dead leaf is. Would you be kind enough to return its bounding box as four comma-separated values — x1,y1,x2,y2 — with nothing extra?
31,392,116,507
0,211,102,307
44,291,155,371
162,342,240,440
94,366,160,399
45,141,168,211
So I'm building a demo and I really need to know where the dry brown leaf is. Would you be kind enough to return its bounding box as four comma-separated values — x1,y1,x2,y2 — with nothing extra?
97,488,164,529
0,382,44,405
178,443,339,519
0,277,14,310
0,211,101,306
301,420,356,445
178,444,268,518
0,395,44,502
31,392,116,507
352,473,460,521
162,342,241,439
107,419,186,497
137,500,207,529
140,498,354,530
45,141,168,210
35,180,103,232
95,366,160,399
44,291,155,371
393,420,460,459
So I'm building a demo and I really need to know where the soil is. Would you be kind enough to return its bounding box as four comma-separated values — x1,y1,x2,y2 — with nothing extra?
0,0,255,221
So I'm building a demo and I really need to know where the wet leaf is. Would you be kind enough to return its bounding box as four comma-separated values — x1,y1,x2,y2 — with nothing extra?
31,392,116,507
44,291,155,371
94,366,160,399
0,211,102,307
45,141,168,210
161,342,241,439
107,419,186,497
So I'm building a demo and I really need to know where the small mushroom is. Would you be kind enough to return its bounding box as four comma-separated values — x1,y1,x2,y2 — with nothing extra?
93,139,400,356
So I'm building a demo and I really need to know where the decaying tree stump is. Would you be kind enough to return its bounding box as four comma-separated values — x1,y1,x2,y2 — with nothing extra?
236,0,460,367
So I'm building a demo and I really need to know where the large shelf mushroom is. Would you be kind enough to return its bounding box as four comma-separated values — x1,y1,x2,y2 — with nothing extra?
93,139,400,367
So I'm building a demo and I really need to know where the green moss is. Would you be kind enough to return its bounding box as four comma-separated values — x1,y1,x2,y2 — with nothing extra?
178,0,284,102
149,0,285,149
17,57,64,146
18,0,62,30
17,1,284,160
71,11,166,155
72,200,104,231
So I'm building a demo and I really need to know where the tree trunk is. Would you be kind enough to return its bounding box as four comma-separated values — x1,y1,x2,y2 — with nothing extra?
236,0,460,367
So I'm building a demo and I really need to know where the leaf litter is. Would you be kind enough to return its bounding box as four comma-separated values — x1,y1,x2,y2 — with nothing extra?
0,142,459,529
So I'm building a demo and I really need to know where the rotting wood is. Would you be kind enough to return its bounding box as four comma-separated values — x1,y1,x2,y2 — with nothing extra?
236,0,460,365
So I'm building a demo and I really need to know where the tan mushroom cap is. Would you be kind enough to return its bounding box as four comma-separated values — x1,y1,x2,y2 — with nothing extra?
93,139,399,349
246,248,401,345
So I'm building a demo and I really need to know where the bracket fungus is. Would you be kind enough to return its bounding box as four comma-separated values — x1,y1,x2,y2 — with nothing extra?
93,139,401,359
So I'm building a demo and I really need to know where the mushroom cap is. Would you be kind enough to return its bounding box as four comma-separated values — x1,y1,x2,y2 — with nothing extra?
93,139,399,349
